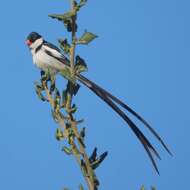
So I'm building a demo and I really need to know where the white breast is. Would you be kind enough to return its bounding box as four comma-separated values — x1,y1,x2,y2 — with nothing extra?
33,48,66,72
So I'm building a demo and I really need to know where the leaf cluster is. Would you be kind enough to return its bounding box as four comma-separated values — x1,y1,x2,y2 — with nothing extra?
49,0,87,33
34,70,108,190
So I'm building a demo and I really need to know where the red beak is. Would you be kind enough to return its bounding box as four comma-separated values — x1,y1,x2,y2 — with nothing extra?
26,39,32,46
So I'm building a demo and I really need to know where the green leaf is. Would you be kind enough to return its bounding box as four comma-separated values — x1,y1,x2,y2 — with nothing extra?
67,128,75,145
89,147,97,163
68,135,74,145
56,128,64,141
74,55,88,74
91,151,108,170
49,11,75,22
54,88,61,111
34,82,43,91
40,72,49,83
34,82,47,102
58,38,71,55
61,90,67,108
75,0,88,12
49,12,77,32
75,64,87,74
79,184,84,190
50,75,56,93
77,31,98,45
80,127,85,139
64,20,73,32
94,177,100,187
62,146,73,155
60,67,75,83
140,186,146,190
70,104,77,114
151,187,156,190
66,122,71,129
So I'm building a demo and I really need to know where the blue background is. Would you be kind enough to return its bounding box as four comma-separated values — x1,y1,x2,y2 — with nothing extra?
0,0,188,189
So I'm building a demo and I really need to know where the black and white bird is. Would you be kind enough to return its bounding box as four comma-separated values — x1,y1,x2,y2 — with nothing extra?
26,31,172,174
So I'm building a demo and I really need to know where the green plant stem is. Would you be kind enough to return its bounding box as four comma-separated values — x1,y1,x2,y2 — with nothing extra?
69,118,97,190
38,2,99,189
70,0,76,77
43,81,96,190
67,2,97,189
67,3,97,189
66,0,76,112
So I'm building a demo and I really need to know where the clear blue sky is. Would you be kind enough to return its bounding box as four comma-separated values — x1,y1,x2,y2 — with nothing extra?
0,0,189,189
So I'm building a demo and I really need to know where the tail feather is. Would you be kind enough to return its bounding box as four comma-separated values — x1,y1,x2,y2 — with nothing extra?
77,74,164,174
77,74,172,156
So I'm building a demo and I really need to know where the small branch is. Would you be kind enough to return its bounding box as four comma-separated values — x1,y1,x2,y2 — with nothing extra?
34,1,108,189
69,118,97,190
40,71,97,190
70,0,76,77
66,0,76,112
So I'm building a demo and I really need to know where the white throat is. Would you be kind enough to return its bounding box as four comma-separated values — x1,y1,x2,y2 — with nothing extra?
30,38,43,55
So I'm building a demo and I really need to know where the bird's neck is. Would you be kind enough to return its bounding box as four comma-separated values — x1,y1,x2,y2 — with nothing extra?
30,38,43,55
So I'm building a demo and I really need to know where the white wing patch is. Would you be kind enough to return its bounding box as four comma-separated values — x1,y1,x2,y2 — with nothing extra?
43,45,63,59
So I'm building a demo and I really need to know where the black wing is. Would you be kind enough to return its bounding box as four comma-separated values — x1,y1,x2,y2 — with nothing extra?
43,41,70,66
43,40,62,53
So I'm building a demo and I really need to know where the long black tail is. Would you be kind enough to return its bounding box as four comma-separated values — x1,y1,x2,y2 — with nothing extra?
77,74,172,174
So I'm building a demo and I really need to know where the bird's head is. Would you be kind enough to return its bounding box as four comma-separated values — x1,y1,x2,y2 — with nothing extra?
26,32,43,49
